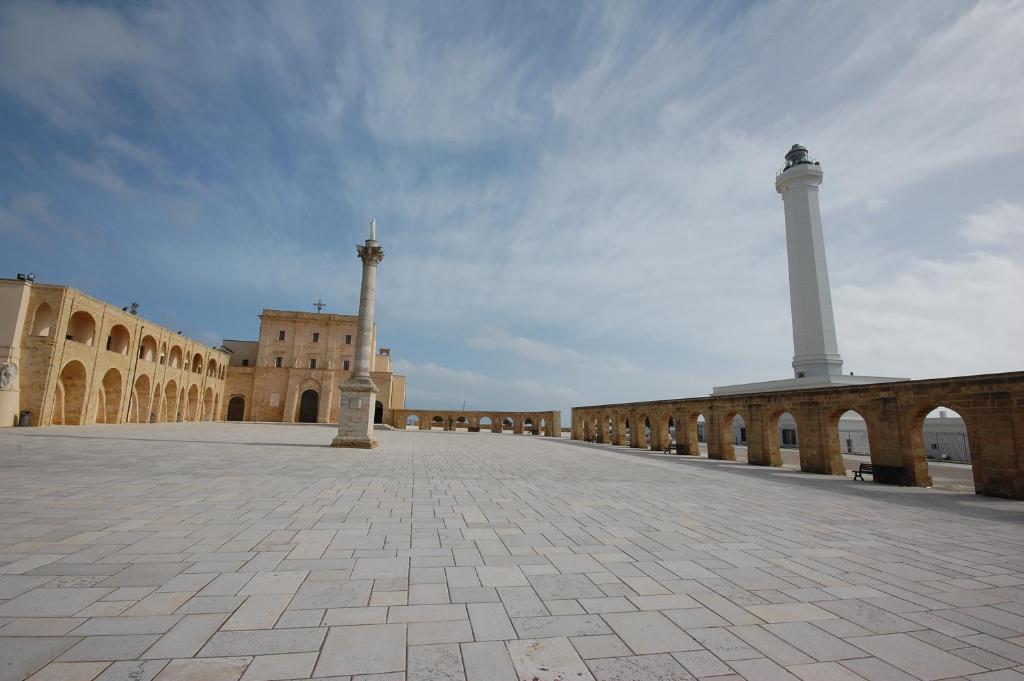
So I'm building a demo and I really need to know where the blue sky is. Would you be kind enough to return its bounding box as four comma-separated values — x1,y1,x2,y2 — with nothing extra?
1,0,1022,416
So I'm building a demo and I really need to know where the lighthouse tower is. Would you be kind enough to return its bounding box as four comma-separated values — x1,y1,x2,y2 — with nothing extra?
713,144,905,395
775,144,843,379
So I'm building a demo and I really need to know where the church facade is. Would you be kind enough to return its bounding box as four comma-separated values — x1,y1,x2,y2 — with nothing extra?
221,309,406,425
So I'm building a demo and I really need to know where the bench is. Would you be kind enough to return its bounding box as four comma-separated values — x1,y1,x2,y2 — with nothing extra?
853,462,909,485
853,463,873,481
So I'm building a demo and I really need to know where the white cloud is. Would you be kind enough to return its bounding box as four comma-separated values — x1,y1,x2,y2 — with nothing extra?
961,201,1024,246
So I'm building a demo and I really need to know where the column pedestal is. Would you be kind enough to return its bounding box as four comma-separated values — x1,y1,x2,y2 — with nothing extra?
331,378,379,449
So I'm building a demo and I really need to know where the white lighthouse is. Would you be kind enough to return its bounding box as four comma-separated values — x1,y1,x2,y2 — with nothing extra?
776,144,843,379
714,144,905,395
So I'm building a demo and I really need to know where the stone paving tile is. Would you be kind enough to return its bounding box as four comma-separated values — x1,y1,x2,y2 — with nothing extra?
603,611,703,654
507,637,595,681
461,640,516,681
24,661,110,681
314,623,406,677
407,643,465,681
2,425,1024,681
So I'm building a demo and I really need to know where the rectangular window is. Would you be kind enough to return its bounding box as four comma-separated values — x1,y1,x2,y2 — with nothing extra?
278,330,286,341
241,359,249,367
312,332,319,343
345,334,352,344
343,360,350,370
308,358,317,369
275,356,282,368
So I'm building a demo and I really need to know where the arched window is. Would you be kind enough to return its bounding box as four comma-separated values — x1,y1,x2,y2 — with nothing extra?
106,324,131,355
66,311,97,345
30,302,54,337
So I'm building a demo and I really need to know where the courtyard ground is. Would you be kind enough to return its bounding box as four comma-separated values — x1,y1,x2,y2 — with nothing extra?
1,424,1022,681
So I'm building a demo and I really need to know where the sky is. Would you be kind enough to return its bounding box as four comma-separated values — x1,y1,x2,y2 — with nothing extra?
1,0,1022,418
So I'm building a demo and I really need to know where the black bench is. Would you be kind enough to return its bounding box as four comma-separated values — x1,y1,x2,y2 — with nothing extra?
853,462,909,485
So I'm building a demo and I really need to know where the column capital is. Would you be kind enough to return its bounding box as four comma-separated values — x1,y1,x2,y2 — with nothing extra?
357,242,384,266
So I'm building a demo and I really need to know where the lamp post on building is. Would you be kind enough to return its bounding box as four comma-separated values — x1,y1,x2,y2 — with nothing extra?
331,219,384,448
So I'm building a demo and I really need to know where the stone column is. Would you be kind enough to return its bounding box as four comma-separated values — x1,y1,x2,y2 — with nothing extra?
331,221,384,449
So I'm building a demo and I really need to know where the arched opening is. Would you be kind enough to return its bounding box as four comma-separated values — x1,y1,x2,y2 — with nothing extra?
163,380,178,422
835,409,870,457
53,360,88,424
502,417,514,433
105,324,131,355
227,395,245,421
298,389,319,423
642,416,651,449
406,414,420,430
187,384,200,421
374,400,384,424
30,302,54,337
762,410,797,467
524,417,534,435
168,346,183,369
178,387,186,421
99,368,122,424
455,415,469,431
132,374,152,423
152,383,163,422
624,417,631,446
202,387,215,421
207,358,218,377
139,335,157,362
159,342,167,365
539,418,546,436
66,311,96,345
716,411,745,460
431,415,445,431
663,415,675,453
479,416,493,433
192,353,204,375
916,405,973,491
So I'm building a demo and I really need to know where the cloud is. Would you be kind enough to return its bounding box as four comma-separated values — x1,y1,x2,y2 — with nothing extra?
467,326,640,373
961,201,1024,246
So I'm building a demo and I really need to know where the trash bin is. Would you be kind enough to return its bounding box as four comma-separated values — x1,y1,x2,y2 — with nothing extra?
18,410,31,427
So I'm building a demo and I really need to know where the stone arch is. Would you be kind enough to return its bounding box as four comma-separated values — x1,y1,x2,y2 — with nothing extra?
910,403,973,489
67,311,96,345
53,360,88,424
715,407,746,460
187,384,200,421
829,408,873,458
524,417,534,436
162,380,177,422
657,413,675,452
30,302,54,336
761,408,798,467
539,417,546,436
455,415,469,430
207,357,218,377
106,324,131,355
227,395,245,421
479,416,493,431
192,353,204,375
676,411,703,456
98,367,122,424
405,414,420,429
152,382,163,422
431,415,445,430
131,374,152,423
139,335,158,362
159,342,167,365
178,387,186,421
202,387,215,421
168,346,183,369
502,416,514,432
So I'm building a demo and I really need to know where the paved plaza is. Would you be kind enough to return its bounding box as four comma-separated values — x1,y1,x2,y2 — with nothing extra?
1,424,1023,681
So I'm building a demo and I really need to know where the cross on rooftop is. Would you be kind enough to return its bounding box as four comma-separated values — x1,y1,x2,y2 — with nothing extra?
313,299,326,313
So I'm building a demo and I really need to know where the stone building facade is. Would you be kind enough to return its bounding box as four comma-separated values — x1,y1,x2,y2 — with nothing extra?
0,278,228,427
221,309,406,425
